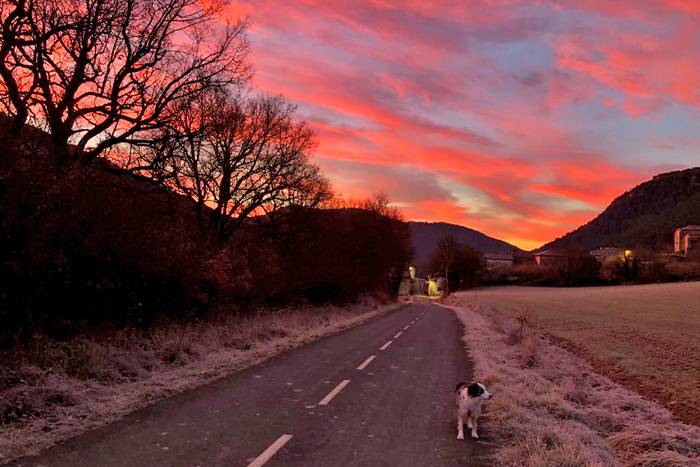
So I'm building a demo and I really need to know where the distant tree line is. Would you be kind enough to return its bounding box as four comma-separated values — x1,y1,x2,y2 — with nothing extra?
0,0,411,344
0,0,330,231
428,235,483,293
424,237,700,292
484,248,700,287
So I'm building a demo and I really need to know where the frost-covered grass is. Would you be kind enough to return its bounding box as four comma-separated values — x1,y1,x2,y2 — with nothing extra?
0,299,398,464
463,283,700,426
445,297,700,466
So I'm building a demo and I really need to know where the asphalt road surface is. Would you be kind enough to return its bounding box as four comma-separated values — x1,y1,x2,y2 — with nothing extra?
14,303,491,466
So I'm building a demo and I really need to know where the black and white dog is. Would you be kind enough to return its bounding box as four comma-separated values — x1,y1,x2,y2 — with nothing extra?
454,382,492,440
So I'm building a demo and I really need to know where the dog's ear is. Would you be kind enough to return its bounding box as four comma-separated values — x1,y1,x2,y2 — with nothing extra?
467,383,483,397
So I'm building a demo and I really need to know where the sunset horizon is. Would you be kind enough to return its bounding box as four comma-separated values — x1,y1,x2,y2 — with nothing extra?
233,0,700,250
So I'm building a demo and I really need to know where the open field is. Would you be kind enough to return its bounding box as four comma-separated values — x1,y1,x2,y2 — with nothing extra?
445,301,700,466
459,282,700,425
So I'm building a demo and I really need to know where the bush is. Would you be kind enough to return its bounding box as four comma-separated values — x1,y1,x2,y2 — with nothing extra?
0,124,411,343
663,257,700,281
251,207,411,304
0,387,76,425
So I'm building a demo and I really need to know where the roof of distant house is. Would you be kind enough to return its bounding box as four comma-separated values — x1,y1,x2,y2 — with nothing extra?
532,248,568,257
483,252,514,261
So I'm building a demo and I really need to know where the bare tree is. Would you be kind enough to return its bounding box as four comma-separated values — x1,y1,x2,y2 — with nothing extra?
360,192,404,221
207,94,332,240
133,91,331,241
0,0,250,164
0,0,45,133
133,90,224,229
432,234,459,295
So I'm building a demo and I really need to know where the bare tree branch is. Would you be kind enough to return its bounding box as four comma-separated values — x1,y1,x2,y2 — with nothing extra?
130,90,332,241
0,0,250,164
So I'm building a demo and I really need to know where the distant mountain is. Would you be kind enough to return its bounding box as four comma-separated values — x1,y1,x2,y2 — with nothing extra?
539,167,700,252
409,221,521,267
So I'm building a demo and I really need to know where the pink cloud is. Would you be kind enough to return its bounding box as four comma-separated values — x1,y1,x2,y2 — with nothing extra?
221,0,699,249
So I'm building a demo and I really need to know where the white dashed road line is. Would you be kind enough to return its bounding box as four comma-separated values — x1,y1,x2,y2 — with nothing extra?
247,434,293,467
318,380,351,406
357,355,376,370
251,310,426,464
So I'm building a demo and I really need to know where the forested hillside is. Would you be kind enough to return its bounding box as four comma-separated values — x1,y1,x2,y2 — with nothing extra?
409,221,520,267
540,168,700,251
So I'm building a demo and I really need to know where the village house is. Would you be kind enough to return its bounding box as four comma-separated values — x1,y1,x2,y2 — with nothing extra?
532,248,568,266
674,225,700,256
483,252,514,269
398,264,428,296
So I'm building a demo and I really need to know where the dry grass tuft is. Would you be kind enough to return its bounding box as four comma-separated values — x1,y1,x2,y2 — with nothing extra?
505,430,590,467
608,428,700,458
564,376,595,408
519,335,542,368
628,450,696,467
505,307,532,345
444,296,700,467
0,298,398,464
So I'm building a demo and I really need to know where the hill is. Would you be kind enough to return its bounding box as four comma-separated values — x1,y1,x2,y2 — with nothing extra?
409,221,521,267
0,120,410,343
539,167,700,252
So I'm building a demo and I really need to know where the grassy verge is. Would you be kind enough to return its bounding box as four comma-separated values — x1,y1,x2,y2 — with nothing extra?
444,297,700,466
0,299,400,464
462,283,700,425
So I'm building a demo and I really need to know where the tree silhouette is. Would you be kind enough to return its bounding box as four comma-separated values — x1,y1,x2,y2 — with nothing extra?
430,236,483,293
432,235,458,294
0,0,250,164
132,90,331,241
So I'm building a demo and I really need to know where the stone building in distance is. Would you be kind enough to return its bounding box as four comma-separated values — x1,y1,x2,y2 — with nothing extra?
674,225,700,256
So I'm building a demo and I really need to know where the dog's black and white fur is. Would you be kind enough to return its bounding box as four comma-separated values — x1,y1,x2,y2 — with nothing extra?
454,381,492,440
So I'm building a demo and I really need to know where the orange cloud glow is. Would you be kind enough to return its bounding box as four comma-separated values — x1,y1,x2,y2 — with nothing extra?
230,0,699,249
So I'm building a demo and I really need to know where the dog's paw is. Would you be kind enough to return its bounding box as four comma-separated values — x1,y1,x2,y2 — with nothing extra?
457,433,464,440
471,433,479,439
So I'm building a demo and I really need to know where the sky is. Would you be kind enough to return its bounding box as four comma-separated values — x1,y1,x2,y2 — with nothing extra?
229,0,700,250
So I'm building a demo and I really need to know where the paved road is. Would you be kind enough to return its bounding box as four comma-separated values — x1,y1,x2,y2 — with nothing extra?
14,303,490,466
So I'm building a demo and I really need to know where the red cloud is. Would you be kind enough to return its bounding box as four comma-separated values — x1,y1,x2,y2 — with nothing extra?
223,0,696,249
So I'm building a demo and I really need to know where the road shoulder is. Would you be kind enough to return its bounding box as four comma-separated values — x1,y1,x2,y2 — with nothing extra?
441,299,700,466
0,300,405,465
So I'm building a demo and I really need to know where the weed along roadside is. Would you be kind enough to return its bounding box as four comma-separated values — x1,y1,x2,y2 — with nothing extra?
461,283,700,426
0,300,403,464
442,293,700,466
